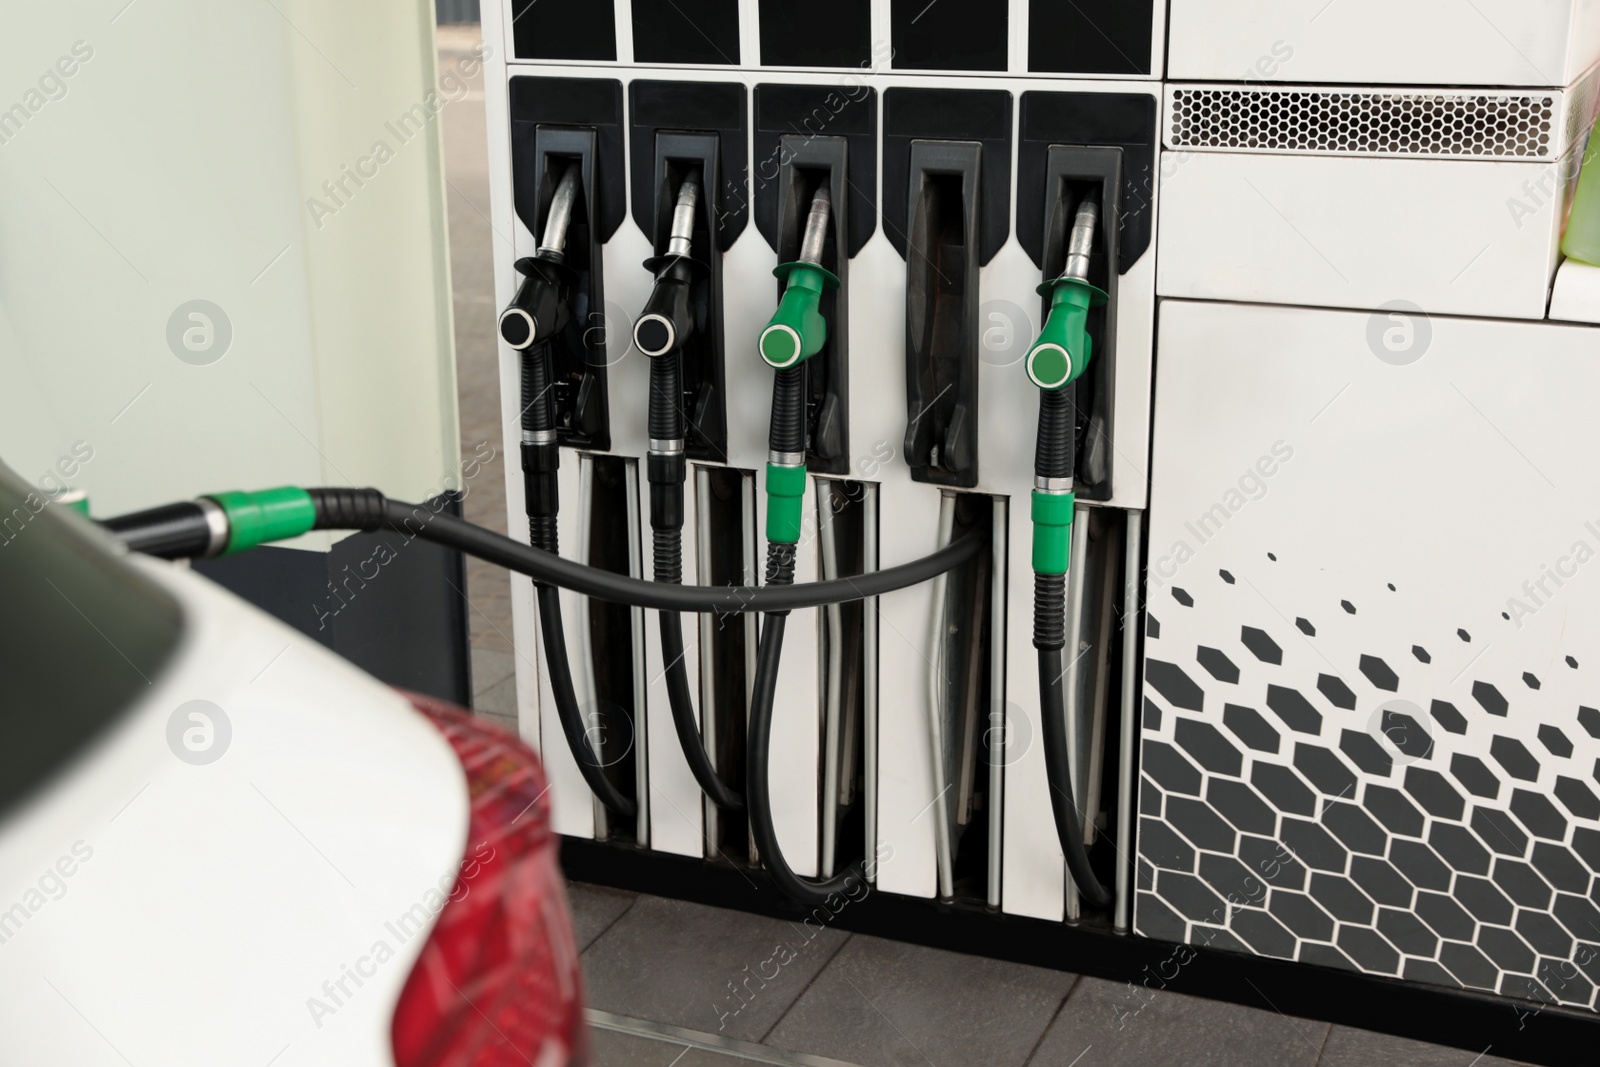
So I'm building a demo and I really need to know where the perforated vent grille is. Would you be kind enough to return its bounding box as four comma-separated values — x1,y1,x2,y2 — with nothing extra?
1169,88,1556,159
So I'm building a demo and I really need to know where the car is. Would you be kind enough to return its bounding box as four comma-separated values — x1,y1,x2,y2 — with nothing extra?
0,460,588,1066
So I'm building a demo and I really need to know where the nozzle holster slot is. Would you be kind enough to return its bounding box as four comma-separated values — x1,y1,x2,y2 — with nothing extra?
647,131,730,461
903,140,982,489
773,136,850,473
526,126,613,450
1038,144,1122,500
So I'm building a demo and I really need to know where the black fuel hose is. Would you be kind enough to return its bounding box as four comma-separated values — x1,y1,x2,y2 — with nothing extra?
743,543,869,906
100,501,214,558
294,493,981,614
1037,643,1112,909
102,486,980,889
736,351,871,907
102,486,980,614
646,341,743,813
538,583,636,820
1033,388,1112,909
521,338,637,822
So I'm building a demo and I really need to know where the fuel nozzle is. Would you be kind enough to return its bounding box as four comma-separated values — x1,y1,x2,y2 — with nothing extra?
1028,193,1105,580
759,185,840,369
761,184,839,548
1024,194,1107,392
634,169,707,358
499,163,581,350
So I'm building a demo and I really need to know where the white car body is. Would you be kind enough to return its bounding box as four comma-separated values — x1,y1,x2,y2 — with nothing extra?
0,555,470,1067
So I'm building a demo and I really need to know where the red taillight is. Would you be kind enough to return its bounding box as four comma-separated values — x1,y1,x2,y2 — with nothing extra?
392,693,589,1067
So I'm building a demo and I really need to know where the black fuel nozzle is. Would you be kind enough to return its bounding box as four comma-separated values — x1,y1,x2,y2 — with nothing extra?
634,168,706,360
636,169,710,536
499,163,581,351
508,163,582,551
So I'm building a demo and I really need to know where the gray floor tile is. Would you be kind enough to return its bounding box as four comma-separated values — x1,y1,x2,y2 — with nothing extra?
1317,1025,1530,1067
475,709,518,735
473,671,517,716
765,933,1077,1067
581,894,850,1043
1030,977,1329,1067
568,881,638,952
471,645,515,695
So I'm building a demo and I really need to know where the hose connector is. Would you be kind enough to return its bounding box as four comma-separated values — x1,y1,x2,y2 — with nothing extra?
1030,488,1075,576
759,187,839,369
765,462,807,545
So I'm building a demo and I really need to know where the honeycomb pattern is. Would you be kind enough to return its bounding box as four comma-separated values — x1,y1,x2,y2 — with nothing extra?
1137,570,1600,1013
1168,88,1554,159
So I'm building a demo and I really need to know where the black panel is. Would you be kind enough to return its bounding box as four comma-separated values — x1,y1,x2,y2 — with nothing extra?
632,0,740,65
1018,91,1157,272
882,88,1011,266
510,0,617,62
509,76,626,241
891,0,1006,72
629,81,748,250
753,83,877,258
759,0,870,68
1028,0,1153,76
195,494,471,706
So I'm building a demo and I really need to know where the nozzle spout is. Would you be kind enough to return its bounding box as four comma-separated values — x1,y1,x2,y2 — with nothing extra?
667,168,702,259
1062,194,1099,284
536,163,582,262
799,185,832,267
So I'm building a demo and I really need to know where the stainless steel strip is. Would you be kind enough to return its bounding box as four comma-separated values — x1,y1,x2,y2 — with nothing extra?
586,1010,868,1067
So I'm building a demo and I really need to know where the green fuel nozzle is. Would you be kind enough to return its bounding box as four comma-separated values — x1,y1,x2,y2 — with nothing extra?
762,184,838,545
759,186,839,370
1025,195,1107,392
1028,193,1105,577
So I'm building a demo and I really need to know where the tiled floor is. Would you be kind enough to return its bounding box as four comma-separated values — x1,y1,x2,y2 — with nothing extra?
560,883,1533,1067
436,25,1541,1067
